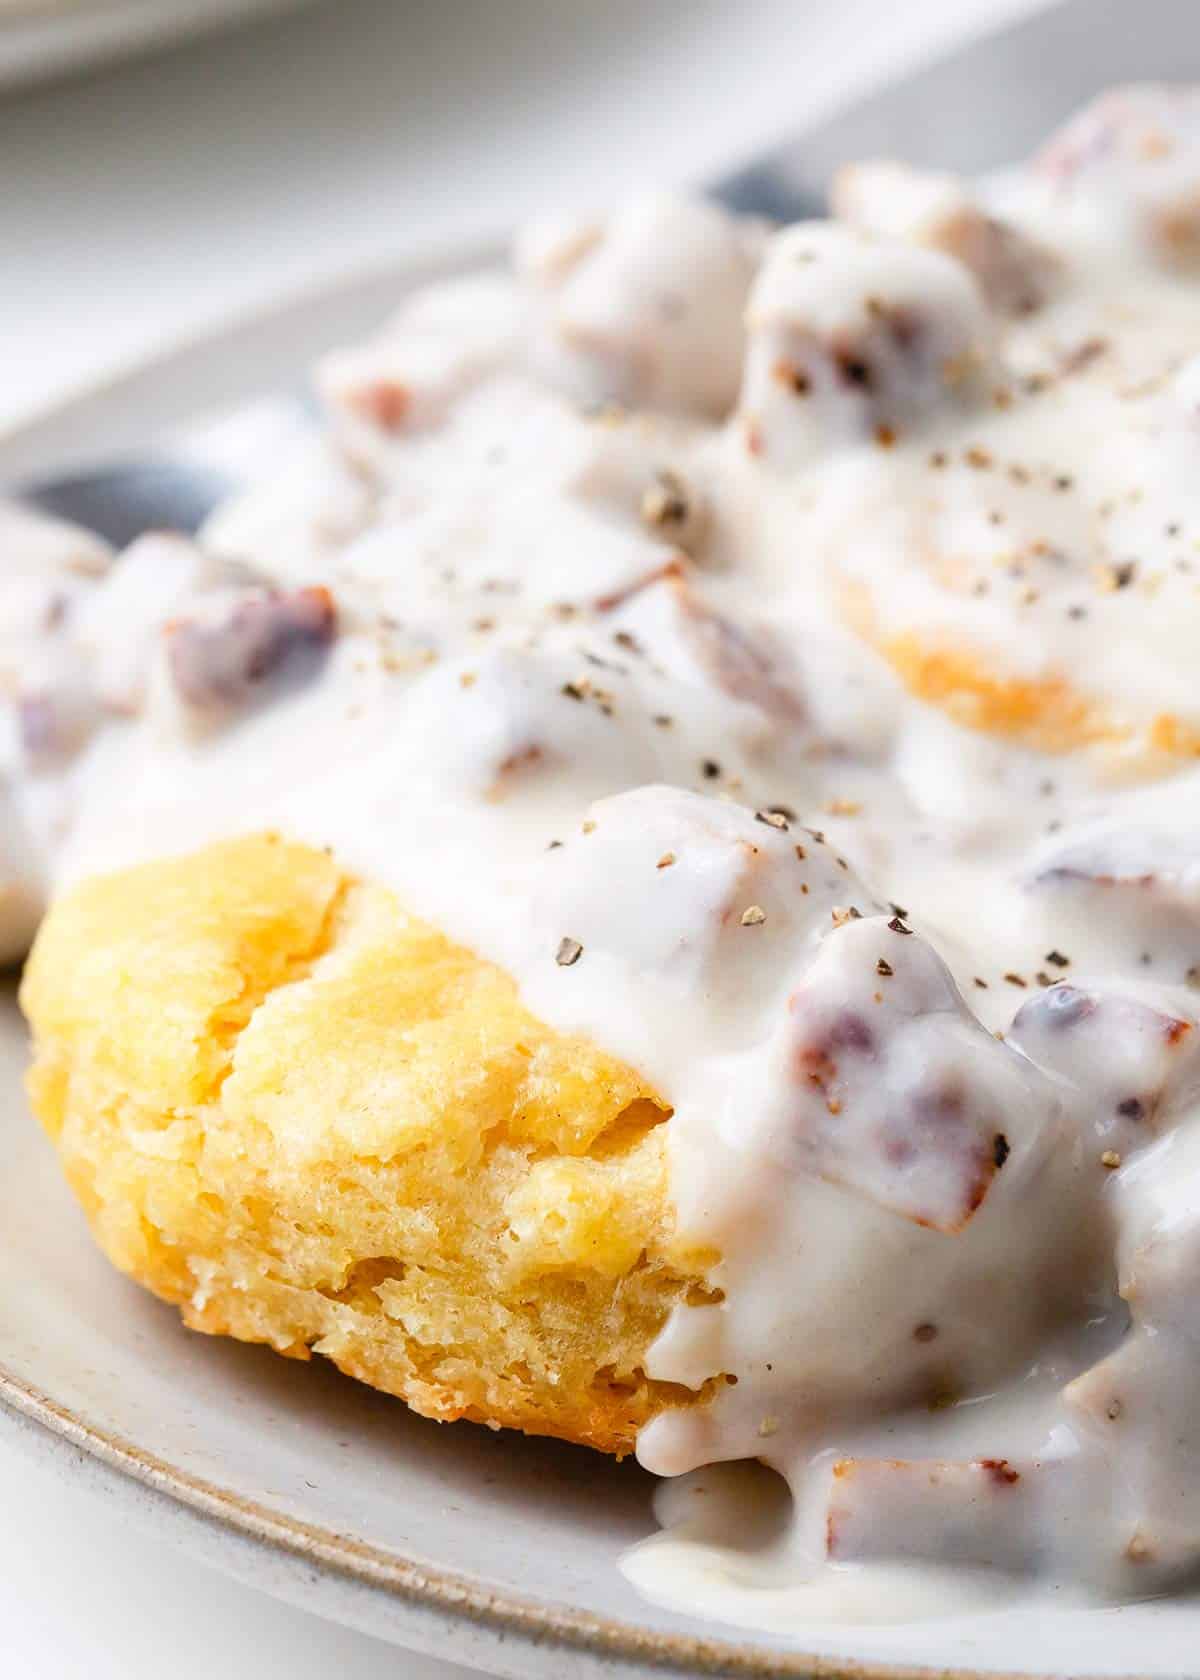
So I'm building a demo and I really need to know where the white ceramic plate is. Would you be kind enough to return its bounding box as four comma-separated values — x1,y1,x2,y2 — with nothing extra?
4,249,1200,1680
0,0,308,90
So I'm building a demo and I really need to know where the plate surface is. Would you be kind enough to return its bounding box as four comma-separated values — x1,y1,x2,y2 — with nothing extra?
4,251,1200,1680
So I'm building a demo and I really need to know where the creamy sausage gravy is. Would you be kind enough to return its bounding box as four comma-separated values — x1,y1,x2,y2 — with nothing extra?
8,83,1200,1625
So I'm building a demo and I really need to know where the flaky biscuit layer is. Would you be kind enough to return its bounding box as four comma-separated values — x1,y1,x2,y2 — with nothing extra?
21,835,716,1454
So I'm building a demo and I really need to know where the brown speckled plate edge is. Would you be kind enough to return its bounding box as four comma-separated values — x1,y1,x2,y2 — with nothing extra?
1,1363,1097,1680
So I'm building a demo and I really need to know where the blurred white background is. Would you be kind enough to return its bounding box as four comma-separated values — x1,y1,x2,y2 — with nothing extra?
0,2,1041,1673
0,0,1047,432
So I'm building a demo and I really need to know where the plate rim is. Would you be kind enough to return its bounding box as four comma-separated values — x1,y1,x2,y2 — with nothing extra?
0,226,510,478
0,242,1153,1680
0,1362,1095,1680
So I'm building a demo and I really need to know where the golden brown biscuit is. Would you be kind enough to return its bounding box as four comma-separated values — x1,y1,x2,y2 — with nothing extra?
21,834,716,1454
842,580,1200,766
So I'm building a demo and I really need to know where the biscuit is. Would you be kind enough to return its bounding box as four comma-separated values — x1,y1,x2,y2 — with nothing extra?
21,834,715,1454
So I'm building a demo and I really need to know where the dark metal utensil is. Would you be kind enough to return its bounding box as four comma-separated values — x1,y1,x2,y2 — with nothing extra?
18,459,236,547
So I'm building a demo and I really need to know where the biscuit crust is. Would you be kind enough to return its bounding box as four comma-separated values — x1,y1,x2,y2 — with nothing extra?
21,835,714,1454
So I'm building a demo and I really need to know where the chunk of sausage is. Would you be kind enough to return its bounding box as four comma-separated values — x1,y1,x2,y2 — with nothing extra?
1064,1121,1200,1580
76,533,241,716
1028,825,1200,980
1009,982,1200,1155
833,160,1058,314
519,195,764,420
1035,85,1200,269
825,1455,1047,1573
612,575,805,725
528,785,879,1058
165,586,337,721
202,438,376,578
16,676,96,771
766,915,1040,1231
318,274,524,439
396,646,669,808
738,224,992,466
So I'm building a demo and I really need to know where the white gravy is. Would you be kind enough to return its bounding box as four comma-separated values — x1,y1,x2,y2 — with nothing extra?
7,82,1200,1628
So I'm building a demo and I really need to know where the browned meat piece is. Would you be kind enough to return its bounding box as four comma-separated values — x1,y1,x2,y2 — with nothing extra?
1035,85,1200,268
1029,826,1200,981
1034,826,1200,895
318,274,522,442
666,578,805,722
529,787,885,1060
519,196,764,420
1009,983,1200,1154
1065,1329,1200,1577
17,679,95,770
166,586,337,719
833,160,1058,315
738,224,992,466
825,1455,1045,1572
1064,1123,1200,1580
773,915,1048,1232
